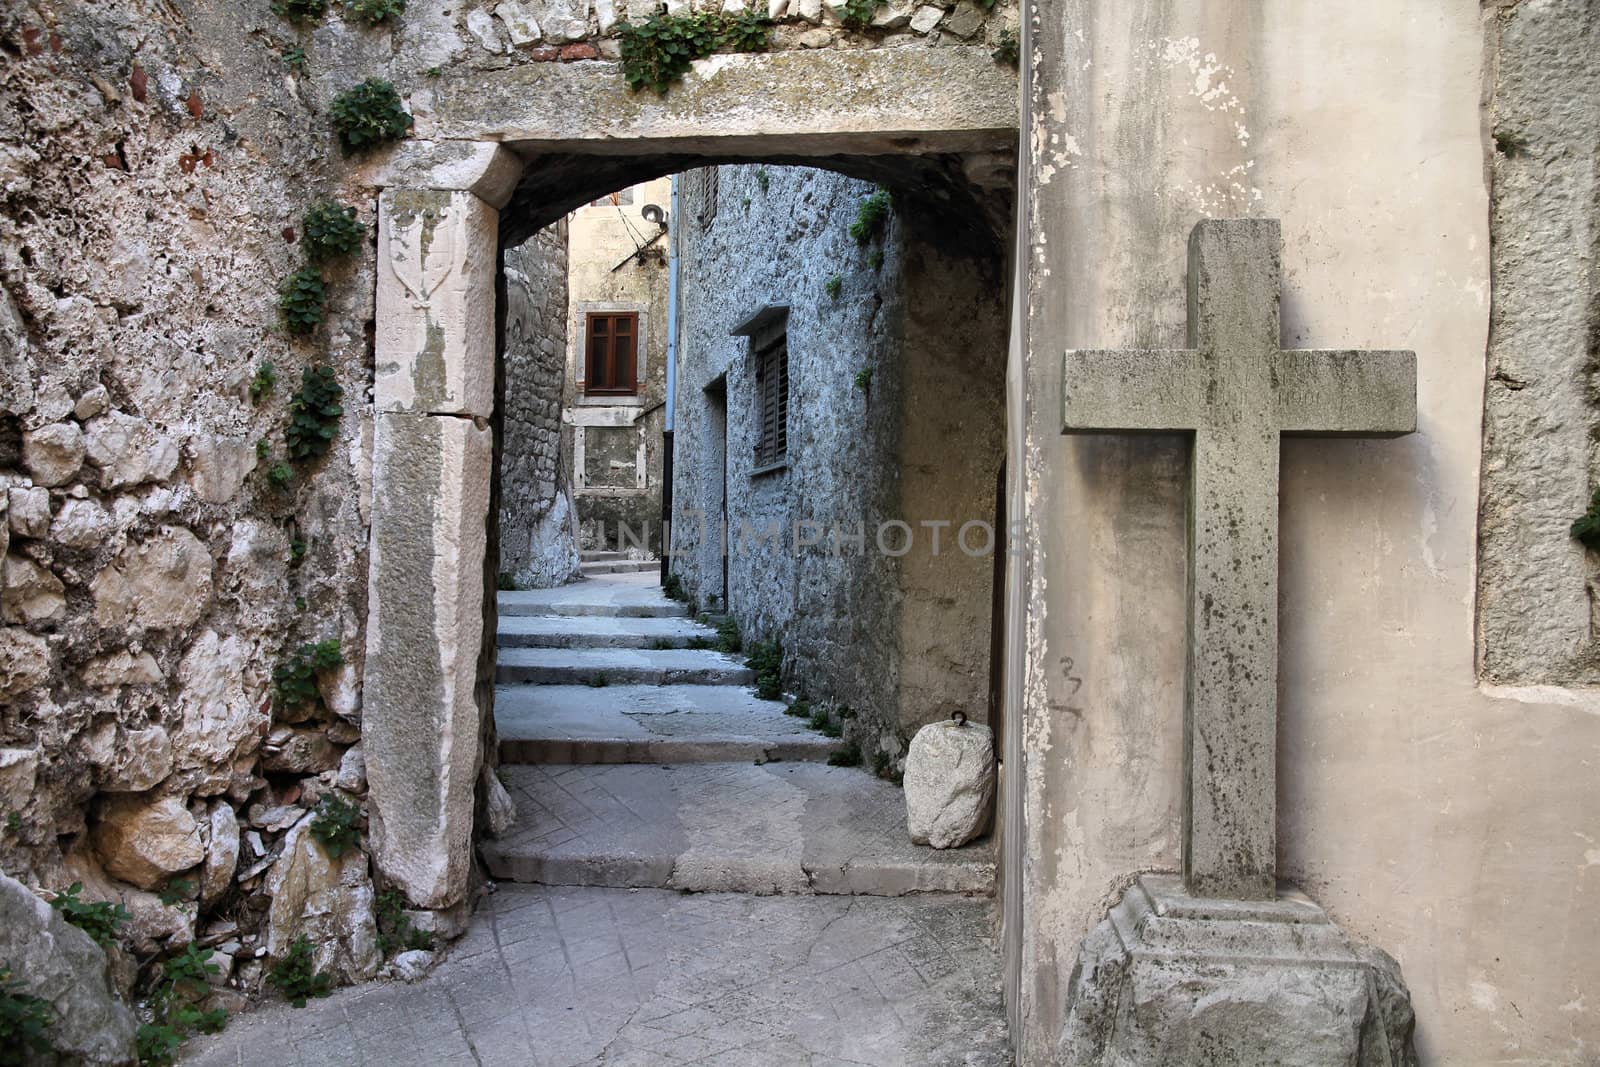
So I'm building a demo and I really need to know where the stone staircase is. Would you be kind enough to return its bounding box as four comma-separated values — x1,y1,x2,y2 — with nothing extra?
483,571,996,896
578,548,659,576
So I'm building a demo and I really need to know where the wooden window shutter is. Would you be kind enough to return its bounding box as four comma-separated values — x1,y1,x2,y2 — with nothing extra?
584,312,639,395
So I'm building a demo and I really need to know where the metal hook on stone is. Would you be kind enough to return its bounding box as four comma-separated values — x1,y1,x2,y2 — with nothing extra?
951,711,967,727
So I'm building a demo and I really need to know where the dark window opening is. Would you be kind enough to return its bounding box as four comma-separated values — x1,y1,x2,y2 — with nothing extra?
585,312,638,395
753,330,788,469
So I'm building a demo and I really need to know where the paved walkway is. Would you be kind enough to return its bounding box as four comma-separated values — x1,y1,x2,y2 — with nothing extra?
183,885,1010,1066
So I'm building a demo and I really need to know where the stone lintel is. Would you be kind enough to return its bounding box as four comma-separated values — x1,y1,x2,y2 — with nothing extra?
431,47,1016,152
363,411,492,909
361,141,524,209
375,188,498,419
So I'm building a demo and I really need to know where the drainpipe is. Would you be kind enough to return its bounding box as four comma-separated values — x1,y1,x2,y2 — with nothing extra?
660,173,681,584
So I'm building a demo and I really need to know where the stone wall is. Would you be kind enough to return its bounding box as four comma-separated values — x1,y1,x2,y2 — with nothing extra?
1475,0,1600,685
670,164,1005,767
501,221,580,588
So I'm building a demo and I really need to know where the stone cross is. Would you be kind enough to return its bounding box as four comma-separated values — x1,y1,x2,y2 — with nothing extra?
1061,219,1417,899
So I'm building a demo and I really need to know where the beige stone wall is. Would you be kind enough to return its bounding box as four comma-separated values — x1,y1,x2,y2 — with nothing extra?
1017,2,1600,1063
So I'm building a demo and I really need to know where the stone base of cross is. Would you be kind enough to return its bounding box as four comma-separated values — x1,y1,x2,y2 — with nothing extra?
1061,218,1416,899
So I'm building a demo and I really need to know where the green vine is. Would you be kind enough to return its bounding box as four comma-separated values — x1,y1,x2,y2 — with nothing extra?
286,365,343,463
301,201,366,264
618,10,773,95
345,0,405,23
278,267,327,337
272,638,343,711
375,888,435,957
745,639,783,700
328,79,413,156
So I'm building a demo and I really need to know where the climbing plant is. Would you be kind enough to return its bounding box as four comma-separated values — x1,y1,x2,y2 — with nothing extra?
278,267,327,336
301,201,366,263
135,943,228,1066
618,10,773,95
328,78,413,156
286,365,343,462
345,0,405,23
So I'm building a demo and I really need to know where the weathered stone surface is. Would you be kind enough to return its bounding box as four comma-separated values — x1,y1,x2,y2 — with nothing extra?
200,802,239,907
466,7,505,51
0,627,49,700
908,4,942,33
52,496,116,548
92,794,205,891
0,871,138,1066
8,485,50,538
265,816,381,984
81,649,163,688
375,189,498,418
83,411,180,490
0,746,39,812
23,421,85,486
2,553,66,625
940,0,981,37
365,412,491,908
1061,219,1415,899
99,725,174,792
91,526,213,631
388,948,434,983
532,0,589,42
483,767,518,838
261,727,342,774
186,435,256,504
1057,876,1416,1067
336,744,367,794
904,719,994,848
172,629,264,782
496,0,542,46
364,141,524,211
74,385,109,421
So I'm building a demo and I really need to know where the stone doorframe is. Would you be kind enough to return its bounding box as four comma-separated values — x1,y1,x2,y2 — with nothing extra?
358,46,1021,915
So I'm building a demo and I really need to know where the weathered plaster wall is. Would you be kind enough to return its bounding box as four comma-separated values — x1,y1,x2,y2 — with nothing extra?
501,220,581,588
1476,1,1600,686
1018,1,1600,1063
671,163,1004,763
561,177,672,552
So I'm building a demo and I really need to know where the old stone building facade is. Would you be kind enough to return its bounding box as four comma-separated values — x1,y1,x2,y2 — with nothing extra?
670,163,1006,764
0,0,1597,1062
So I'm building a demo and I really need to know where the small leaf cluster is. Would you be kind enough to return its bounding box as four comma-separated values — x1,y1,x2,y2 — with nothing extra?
716,617,742,654
854,366,874,392
849,188,892,245
1573,488,1600,550
662,573,688,602
329,79,413,157
50,883,130,950
618,11,772,95
287,365,344,462
272,638,343,711
249,361,277,404
266,936,332,1008
157,878,196,907
745,639,783,700
992,28,1018,67
137,944,228,1066
828,743,862,767
309,794,361,859
278,267,327,336
302,201,366,263
840,0,878,32
272,0,329,23
375,888,435,958
0,964,54,1061
825,275,843,300
345,0,405,23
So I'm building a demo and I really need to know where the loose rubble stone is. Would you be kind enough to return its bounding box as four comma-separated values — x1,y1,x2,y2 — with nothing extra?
0,627,50,699
83,411,180,490
336,744,368,794
2,554,66,625
74,385,110,421
261,727,342,774
8,485,50,538
52,496,116,548
942,0,982,37
81,649,163,688
99,725,174,792
904,719,994,848
0,745,39,811
496,0,542,45
92,794,205,891
0,871,139,1066
484,767,518,837
200,802,240,907
909,4,943,32
466,7,505,50
266,816,381,983
172,630,264,785
186,435,256,504
797,27,832,46
91,526,213,630
389,949,433,983
23,421,85,486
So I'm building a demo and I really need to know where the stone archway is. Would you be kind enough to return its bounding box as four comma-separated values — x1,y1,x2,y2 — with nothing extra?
358,45,1020,920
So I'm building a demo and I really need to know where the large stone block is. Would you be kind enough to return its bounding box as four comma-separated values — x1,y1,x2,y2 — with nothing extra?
90,794,205,891
90,526,213,631
904,718,994,848
265,816,381,984
0,871,138,1065
363,412,492,908
1058,875,1416,1066
375,189,498,419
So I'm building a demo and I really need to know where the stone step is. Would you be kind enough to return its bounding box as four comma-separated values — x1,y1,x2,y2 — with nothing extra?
580,550,623,562
495,684,842,764
496,647,754,686
497,578,688,619
496,615,716,650
579,559,659,576
482,762,995,896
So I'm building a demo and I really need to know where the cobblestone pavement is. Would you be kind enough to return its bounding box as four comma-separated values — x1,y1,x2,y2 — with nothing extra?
182,884,1011,1066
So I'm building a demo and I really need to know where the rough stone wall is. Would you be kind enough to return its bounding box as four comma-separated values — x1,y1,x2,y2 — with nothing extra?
1476,0,1600,685
501,221,580,587
671,164,1004,765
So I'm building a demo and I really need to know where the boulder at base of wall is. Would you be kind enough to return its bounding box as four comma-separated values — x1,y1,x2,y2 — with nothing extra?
265,815,381,983
903,717,994,849
0,870,138,1065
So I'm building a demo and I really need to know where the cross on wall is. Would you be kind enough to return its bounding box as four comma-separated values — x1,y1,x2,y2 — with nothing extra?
1061,219,1417,899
